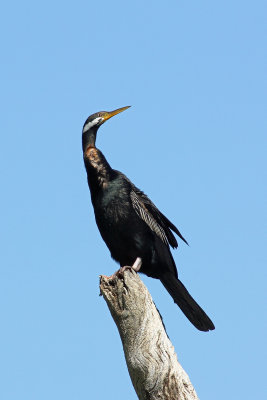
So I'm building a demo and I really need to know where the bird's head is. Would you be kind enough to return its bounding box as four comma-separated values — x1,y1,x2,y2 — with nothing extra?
82,106,131,134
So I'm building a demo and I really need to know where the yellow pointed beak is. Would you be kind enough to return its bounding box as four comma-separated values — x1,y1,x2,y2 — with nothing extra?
102,106,131,122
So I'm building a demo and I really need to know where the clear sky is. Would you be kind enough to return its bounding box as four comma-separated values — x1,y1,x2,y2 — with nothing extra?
0,1,266,399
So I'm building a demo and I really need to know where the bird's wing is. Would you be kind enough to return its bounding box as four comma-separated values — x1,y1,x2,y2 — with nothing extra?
130,187,188,249
130,190,170,246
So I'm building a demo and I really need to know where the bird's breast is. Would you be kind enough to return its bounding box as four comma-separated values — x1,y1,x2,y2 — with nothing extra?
94,185,130,225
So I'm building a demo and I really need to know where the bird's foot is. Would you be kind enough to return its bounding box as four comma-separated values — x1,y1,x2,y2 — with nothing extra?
118,265,131,275
112,257,143,278
106,267,131,280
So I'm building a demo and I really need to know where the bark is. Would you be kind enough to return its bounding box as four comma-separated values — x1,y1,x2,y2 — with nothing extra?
99,269,199,400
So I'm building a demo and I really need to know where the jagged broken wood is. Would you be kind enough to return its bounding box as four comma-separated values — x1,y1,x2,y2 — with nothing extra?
99,269,199,400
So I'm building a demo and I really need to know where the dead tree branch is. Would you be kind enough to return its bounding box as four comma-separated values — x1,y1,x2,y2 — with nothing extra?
100,269,199,400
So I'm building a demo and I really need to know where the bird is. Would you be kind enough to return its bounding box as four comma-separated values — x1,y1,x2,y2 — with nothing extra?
82,106,215,332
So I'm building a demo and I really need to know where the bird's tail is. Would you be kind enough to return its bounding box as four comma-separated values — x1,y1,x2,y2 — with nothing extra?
160,273,215,331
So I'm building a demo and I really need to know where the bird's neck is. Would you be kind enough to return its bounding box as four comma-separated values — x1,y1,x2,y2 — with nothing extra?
82,126,98,151
83,129,113,193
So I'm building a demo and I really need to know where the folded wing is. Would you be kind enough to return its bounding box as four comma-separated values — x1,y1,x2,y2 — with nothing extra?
129,186,188,248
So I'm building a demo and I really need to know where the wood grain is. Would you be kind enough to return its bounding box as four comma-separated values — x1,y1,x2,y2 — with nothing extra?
100,269,199,400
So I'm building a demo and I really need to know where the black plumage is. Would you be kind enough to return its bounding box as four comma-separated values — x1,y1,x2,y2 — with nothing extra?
82,107,215,332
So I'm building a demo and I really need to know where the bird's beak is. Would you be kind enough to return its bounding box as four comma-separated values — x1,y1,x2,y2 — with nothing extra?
102,106,131,123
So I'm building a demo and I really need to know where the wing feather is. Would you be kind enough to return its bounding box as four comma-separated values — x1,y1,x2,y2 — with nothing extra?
118,172,188,248
130,187,188,248
130,191,169,246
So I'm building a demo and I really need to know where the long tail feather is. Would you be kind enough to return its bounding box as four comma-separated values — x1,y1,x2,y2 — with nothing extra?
160,273,215,332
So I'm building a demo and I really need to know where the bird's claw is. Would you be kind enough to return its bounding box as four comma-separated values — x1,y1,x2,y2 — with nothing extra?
112,257,143,278
118,265,132,276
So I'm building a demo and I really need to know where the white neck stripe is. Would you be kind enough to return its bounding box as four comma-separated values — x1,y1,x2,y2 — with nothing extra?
83,117,103,133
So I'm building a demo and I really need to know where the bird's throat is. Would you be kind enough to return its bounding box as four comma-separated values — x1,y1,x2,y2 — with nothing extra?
82,126,98,152
83,143,113,192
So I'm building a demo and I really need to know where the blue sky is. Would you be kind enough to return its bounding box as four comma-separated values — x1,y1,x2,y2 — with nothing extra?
0,1,266,399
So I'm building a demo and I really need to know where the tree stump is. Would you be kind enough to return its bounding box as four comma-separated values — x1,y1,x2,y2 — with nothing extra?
100,269,199,400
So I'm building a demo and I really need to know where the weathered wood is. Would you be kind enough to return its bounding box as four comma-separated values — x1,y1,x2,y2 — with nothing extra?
100,269,199,400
